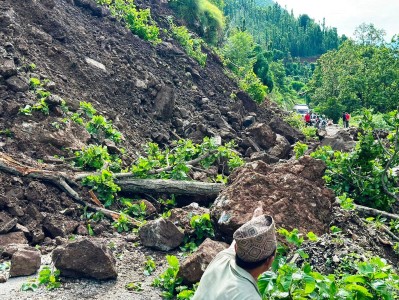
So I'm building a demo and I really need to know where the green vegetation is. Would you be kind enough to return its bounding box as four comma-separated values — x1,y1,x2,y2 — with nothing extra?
113,212,132,232
21,267,61,291
310,109,399,210
152,255,195,299
168,0,225,45
308,34,399,121
74,145,115,170
293,142,308,159
143,256,156,276
181,213,215,253
82,169,121,207
19,77,51,116
258,227,399,299
96,0,160,42
131,137,243,180
170,22,207,67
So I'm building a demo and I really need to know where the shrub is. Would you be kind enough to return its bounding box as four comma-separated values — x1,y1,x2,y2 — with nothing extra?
96,0,160,42
239,70,268,104
169,0,224,45
170,22,207,67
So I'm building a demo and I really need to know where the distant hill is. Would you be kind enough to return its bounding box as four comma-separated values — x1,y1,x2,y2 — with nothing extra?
224,1,340,57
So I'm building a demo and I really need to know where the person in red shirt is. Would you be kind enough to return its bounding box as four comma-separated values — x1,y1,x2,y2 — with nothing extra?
304,112,311,126
345,112,350,128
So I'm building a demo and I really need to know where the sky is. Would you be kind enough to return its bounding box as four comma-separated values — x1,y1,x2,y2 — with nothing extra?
275,0,399,40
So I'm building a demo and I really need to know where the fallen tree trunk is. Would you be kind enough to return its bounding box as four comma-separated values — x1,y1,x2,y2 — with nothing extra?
117,179,224,197
354,204,399,221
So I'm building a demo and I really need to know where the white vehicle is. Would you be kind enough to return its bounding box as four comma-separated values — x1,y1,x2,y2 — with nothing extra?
293,104,310,116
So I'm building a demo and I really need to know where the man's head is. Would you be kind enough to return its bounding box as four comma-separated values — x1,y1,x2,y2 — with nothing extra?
233,215,277,272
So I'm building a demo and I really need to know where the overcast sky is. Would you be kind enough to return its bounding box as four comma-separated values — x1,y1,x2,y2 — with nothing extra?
275,0,399,40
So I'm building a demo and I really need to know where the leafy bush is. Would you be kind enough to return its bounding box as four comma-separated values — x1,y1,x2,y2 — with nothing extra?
168,0,224,45
74,145,112,170
21,267,61,291
152,255,195,299
82,169,121,207
170,22,207,67
293,142,308,159
239,70,268,104
181,213,215,253
131,137,243,180
86,115,123,143
113,212,132,232
259,257,399,299
96,0,160,42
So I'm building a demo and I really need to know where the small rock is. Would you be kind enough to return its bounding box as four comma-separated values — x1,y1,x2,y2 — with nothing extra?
52,239,117,280
9,248,41,277
0,59,17,79
139,218,184,251
85,57,106,72
76,224,88,236
168,203,209,234
0,274,7,283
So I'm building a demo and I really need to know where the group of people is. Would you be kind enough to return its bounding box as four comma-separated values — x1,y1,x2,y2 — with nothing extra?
304,111,351,128
304,112,327,129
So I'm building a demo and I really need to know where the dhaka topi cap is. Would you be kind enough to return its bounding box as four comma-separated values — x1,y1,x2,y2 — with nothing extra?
233,215,277,263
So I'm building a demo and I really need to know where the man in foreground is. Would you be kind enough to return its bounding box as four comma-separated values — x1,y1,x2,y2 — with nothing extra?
193,209,276,300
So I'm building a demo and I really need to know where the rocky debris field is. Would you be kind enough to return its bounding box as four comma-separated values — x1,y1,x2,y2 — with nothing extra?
0,0,398,299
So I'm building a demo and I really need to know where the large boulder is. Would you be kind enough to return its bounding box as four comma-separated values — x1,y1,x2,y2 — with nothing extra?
52,239,117,280
246,123,276,150
267,134,291,159
268,117,305,144
0,232,28,248
321,129,356,152
139,218,184,251
178,238,229,283
9,248,41,277
211,156,334,241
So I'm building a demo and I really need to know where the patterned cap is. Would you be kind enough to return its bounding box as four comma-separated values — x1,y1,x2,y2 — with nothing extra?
233,215,277,262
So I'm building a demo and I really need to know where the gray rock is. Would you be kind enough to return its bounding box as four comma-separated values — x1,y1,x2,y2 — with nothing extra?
0,232,28,248
0,218,17,234
246,123,276,150
250,151,279,164
154,83,175,120
269,117,305,144
0,59,17,79
9,248,41,277
43,216,79,238
5,76,29,92
52,239,117,280
268,134,291,159
178,238,229,283
139,218,184,251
